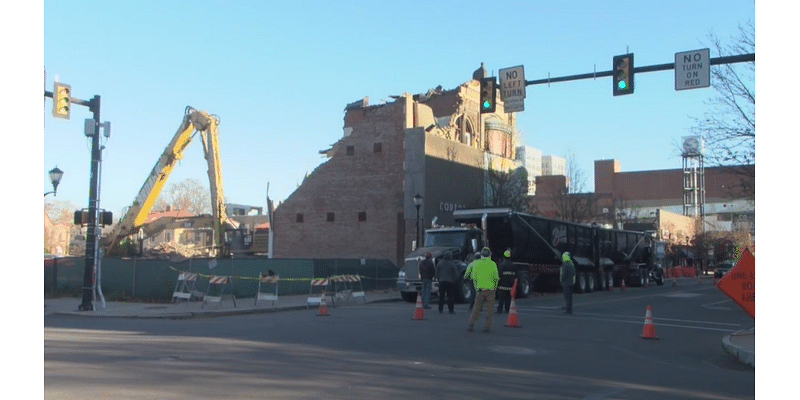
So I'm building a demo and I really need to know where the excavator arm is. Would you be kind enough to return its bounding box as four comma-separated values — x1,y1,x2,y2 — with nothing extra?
105,107,228,256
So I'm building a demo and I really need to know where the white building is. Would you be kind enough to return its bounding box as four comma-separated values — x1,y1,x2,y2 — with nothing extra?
515,145,542,195
542,154,566,176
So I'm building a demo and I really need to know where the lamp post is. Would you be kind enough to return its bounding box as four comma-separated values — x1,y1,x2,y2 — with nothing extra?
44,167,64,197
413,193,423,249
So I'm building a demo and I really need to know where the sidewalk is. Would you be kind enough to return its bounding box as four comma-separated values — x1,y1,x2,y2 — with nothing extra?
722,326,755,368
44,288,403,319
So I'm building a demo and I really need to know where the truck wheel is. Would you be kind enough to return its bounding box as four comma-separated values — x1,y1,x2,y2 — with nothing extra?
576,273,586,294
586,273,595,293
516,273,530,299
401,291,418,303
458,279,474,304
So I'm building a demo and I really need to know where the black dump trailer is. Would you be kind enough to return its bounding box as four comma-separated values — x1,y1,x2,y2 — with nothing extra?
452,208,659,294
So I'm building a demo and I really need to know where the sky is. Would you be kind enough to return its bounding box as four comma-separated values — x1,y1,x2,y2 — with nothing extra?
36,0,759,218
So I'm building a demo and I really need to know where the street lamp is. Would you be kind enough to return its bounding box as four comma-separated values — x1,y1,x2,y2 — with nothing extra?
413,193,423,248
44,166,64,197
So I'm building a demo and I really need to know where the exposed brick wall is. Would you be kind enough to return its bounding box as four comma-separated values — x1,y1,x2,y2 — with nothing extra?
273,99,406,261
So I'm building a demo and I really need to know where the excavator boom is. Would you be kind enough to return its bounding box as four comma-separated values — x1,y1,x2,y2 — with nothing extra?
105,107,228,256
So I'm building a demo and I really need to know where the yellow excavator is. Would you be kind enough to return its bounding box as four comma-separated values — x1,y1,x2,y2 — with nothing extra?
104,107,229,257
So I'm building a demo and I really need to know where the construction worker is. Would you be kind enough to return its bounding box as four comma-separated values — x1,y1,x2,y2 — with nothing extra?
496,249,515,314
435,251,459,314
419,252,435,309
560,251,576,314
465,247,499,332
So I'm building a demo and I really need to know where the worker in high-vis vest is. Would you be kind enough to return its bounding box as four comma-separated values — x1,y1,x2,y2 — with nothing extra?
465,247,499,332
560,251,576,314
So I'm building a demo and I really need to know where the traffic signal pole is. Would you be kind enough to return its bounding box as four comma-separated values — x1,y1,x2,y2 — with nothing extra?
44,89,103,311
79,95,102,311
524,53,754,87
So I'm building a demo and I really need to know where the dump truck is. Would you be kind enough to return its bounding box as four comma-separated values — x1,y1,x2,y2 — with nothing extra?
396,208,661,302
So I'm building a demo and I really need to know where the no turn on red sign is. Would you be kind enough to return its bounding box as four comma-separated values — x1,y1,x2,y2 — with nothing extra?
717,248,755,319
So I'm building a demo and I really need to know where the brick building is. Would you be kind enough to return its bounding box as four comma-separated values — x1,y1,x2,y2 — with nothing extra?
273,69,518,266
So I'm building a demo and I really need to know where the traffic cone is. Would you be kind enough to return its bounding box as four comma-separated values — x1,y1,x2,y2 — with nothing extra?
641,305,659,340
412,291,427,320
505,299,522,328
317,290,330,316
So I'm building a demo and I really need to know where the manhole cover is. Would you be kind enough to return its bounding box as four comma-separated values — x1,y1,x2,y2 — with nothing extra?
488,346,536,355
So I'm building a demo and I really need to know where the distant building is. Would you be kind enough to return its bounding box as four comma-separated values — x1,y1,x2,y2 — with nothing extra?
514,145,541,195
542,154,566,176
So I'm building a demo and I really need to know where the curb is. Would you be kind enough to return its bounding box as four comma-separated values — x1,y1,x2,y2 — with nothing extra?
722,330,755,368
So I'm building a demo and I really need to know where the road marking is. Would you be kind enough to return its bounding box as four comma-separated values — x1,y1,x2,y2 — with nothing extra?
661,293,703,298
514,310,743,332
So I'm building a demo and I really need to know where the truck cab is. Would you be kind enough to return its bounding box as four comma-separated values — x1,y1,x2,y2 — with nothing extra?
396,226,483,303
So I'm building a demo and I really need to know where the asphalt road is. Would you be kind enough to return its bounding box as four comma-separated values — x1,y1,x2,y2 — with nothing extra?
45,282,755,399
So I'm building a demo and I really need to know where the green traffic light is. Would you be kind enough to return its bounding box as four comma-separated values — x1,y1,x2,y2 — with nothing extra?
483,100,491,109
618,81,627,89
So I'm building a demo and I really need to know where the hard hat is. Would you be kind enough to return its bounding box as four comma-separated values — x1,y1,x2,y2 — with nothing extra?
504,249,511,257
562,252,571,262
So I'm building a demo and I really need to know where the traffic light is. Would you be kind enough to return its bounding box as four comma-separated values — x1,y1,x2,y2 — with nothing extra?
479,77,497,113
52,82,72,119
99,211,114,226
612,54,634,96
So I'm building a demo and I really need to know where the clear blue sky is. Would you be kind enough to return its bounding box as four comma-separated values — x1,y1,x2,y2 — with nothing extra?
38,1,756,216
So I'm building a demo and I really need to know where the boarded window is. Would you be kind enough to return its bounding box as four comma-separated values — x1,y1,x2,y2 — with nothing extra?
296,213,304,223
346,145,355,155
373,142,382,153
327,212,335,222
358,212,367,222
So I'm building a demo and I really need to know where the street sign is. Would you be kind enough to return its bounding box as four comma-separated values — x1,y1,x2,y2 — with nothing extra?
675,48,710,91
499,65,525,112
716,248,755,318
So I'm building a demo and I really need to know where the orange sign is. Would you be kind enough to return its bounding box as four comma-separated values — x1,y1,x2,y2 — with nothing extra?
717,248,755,318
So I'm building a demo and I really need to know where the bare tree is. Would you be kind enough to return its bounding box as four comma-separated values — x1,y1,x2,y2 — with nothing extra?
486,166,529,211
152,178,212,215
690,20,755,198
551,150,594,223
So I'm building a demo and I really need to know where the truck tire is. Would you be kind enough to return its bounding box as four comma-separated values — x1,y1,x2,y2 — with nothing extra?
401,291,418,303
576,272,587,294
516,272,530,299
586,273,595,293
597,272,606,291
458,279,474,304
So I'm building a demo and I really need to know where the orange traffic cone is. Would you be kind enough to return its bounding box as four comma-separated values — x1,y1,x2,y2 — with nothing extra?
641,305,659,340
505,299,522,328
412,291,427,320
317,290,330,316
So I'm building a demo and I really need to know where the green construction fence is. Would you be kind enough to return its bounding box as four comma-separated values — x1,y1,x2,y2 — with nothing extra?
44,256,399,301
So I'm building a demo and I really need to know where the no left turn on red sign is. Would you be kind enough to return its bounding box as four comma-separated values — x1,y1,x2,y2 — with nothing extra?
717,248,755,319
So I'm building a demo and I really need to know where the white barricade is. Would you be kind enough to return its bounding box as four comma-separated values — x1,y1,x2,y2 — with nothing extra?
307,278,333,309
202,275,237,309
172,272,200,303
331,275,367,303
254,273,279,307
